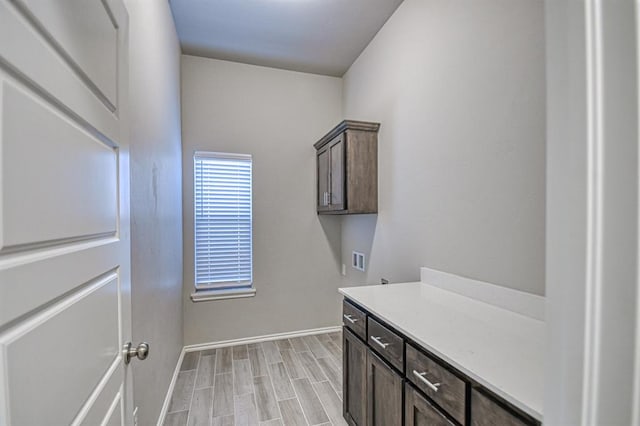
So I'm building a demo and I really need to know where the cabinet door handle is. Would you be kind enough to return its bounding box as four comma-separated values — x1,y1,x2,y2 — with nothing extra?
413,370,441,392
343,314,359,324
371,336,389,349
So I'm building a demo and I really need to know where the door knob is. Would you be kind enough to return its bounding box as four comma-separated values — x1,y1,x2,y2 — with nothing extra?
123,342,150,364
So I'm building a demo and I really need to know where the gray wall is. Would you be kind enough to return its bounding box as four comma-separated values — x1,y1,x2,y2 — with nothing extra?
126,1,184,424
341,0,546,295
181,56,343,345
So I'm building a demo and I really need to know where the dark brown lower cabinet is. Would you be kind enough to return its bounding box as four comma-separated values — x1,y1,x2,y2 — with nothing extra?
405,382,455,426
367,349,403,426
342,297,541,426
344,328,367,426
471,388,533,426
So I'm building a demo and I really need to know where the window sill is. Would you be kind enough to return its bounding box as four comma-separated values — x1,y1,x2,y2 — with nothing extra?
191,287,256,302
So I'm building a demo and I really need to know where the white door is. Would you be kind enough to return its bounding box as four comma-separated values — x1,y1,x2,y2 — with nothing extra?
545,0,640,424
0,1,135,425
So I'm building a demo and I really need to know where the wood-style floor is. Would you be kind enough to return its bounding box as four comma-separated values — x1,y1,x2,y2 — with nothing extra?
164,331,346,426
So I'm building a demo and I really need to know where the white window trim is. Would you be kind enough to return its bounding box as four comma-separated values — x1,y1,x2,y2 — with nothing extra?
191,287,256,302
193,151,254,301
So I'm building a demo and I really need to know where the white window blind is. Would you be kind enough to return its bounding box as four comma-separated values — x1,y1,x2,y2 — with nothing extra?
194,152,252,290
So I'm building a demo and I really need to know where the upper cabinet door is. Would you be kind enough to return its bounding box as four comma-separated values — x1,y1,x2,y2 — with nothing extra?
317,146,330,210
329,135,345,211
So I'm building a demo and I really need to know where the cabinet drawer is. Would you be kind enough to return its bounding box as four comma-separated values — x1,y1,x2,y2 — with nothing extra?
367,317,404,371
406,344,466,425
471,389,535,426
343,299,367,340
405,382,455,426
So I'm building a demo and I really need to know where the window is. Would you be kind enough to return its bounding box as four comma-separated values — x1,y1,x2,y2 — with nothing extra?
193,151,253,299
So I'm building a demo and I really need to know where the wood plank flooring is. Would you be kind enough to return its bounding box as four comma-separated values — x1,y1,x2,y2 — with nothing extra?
164,331,345,426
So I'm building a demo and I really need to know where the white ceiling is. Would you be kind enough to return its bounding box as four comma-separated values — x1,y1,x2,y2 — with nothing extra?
169,0,404,77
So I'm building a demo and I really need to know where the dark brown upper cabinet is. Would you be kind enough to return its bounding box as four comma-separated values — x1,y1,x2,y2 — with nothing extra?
314,120,379,214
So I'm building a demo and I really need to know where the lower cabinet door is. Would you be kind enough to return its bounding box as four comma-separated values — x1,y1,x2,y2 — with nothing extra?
471,388,533,426
405,382,455,426
344,328,367,425
367,349,402,426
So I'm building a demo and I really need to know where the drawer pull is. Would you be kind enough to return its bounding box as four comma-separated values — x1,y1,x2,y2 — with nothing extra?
343,314,359,324
371,336,389,349
413,370,441,392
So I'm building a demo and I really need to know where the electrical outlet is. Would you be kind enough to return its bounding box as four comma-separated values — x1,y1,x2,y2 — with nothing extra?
352,251,365,271
341,264,346,276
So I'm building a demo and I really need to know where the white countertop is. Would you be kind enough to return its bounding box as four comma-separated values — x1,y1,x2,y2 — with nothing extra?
339,281,544,421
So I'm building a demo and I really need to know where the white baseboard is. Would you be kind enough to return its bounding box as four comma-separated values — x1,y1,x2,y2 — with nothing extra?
156,325,341,425
156,348,186,426
184,325,341,352
420,267,545,321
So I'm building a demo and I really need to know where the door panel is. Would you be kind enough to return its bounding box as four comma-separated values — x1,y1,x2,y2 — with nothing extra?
1,78,118,250
0,240,120,325
344,328,367,425
471,389,530,426
14,0,118,107
367,349,402,426
329,136,344,210
102,397,122,426
317,147,329,209
0,0,131,425
4,274,119,425
0,1,120,141
82,364,124,426
405,382,454,426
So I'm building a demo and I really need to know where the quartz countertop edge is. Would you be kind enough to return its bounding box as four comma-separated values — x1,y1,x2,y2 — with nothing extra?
338,281,544,421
